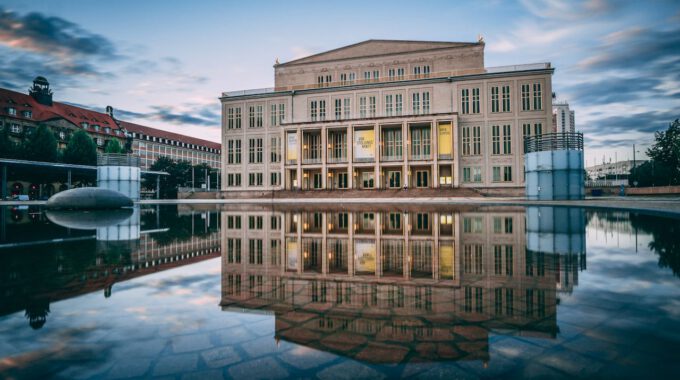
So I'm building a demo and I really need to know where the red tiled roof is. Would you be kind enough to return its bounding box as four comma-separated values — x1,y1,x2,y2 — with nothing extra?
120,120,221,150
0,88,122,137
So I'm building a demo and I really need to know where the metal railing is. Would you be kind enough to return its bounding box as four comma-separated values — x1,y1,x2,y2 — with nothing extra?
97,154,141,167
524,132,583,153
327,155,348,163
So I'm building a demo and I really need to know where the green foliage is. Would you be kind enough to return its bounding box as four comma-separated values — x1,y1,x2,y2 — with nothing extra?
629,160,676,187
646,119,680,185
0,126,17,159
22,124,58,162
145,157,191,198
104,139,123,154
63,130,97,165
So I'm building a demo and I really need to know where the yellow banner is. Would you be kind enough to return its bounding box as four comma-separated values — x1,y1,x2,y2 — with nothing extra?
286,133,298,161
353,129,375,161
439,244,454,279
438,122,452,156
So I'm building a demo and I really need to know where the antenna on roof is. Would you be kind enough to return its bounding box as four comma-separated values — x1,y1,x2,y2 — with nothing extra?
275,57,280,65
477,34,485,43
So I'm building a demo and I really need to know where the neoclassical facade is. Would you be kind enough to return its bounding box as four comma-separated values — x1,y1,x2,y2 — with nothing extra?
220,40,553,192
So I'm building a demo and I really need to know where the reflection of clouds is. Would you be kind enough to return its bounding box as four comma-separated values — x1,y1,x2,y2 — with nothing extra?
189,295,219,306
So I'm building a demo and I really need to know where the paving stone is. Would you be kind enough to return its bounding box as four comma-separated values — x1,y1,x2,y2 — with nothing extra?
243,319,275,337
106,358,151,379
113,338,167,359
561,335,625,361
520,362,570,379
152,354,198,376
537,348,605,377
227,356,289,379
201,346,242,368
413,363,478,380
181,369,225,380
241,335,289,358
320,332,367,352
490,337,545,359
214,326,258,345
172,333,213,353
316,360,385,380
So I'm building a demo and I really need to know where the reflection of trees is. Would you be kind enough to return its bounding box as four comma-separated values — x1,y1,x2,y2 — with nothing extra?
140,205,219,246
25,299,50,330
630,213,680,277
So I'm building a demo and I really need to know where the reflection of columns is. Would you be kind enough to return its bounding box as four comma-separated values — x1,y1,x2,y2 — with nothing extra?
296,212,302,274
403,212,410,280
454,213,461,283
376,213,382,277
156,175,160,199
402,122,408,188
322,212,328,275
321,128,327,189
433,212,440,280
453,116,460,187
67,169,72,189
348,213,354,276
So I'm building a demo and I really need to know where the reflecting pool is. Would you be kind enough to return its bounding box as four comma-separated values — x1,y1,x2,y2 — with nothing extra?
0,204,679,379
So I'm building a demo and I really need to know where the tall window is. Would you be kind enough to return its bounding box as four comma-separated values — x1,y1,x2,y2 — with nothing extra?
368,96,376,117
462,126,471,156
502,85,510,112
248,106,255,127
227,107,235,129
319,100,326,121
228,139,241,164
248,138,263,163
521,84,530,111
410,127,431,159
256,105,263,127
270,137,280,163
334,99,342,120
278,103,285,124
412,92,420,114
472,88,480,113
502,124,512,154
359,96,367,118
491,86,499,113
382,129,402,158
343,98,351,119
395,94,403,115
473,126,481,155
310,100,318,121
533,83,542,110
271,172,281,186
422,92,430,113
270,104,277,126
385,94,393,116
492,125,501,155
461,89,470,114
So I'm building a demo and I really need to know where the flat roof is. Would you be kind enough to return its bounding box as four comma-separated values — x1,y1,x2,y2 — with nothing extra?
0,158,169,176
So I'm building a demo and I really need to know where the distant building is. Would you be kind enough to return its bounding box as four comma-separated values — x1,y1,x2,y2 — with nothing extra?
586,159,648,181
121,121,221,170
0,77,126,151
552,101,575,133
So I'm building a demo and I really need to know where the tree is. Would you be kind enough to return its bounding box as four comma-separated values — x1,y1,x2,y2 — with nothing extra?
104,139,123,154
630,161,675,187
63,130,97,165
144,157,192,198
22,124,58,162
646,119,680,185
0,126,17,159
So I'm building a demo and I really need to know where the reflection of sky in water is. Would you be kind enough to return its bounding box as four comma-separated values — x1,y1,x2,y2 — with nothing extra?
0,207,679,379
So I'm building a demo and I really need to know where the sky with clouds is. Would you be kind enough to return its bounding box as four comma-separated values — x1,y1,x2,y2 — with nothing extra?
1,0,678,165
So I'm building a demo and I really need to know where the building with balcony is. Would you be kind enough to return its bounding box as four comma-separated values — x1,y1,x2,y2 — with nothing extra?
220,39,554,193
553,100,575,133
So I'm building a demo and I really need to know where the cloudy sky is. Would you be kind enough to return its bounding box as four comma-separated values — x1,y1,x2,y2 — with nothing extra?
1,0,678,165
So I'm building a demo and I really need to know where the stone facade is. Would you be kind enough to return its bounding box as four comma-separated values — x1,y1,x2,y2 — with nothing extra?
220,40,553,192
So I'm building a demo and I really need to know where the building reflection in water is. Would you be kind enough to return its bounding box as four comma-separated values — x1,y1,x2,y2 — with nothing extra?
220,205,587,364
0,205,221,329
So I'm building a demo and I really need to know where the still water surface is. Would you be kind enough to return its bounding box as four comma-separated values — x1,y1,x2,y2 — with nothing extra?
0,204,678,379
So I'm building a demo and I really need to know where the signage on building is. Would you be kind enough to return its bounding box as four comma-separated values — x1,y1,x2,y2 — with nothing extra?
286,133,298,161
354,240,376,273
353,129,375,161
438,122,453,157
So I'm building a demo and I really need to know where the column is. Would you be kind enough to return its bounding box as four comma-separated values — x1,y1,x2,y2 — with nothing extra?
376,213,382,277
403,122,409,188
348,126,354,189
321,128,328,189
433,121,439,189
348,213,354,276
433,212,440,280
156,175,160,199
403,212,410,280
374,123,380,189
453,116,460,188
67,170,72,189
296,129,302,190
322,212,328,274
